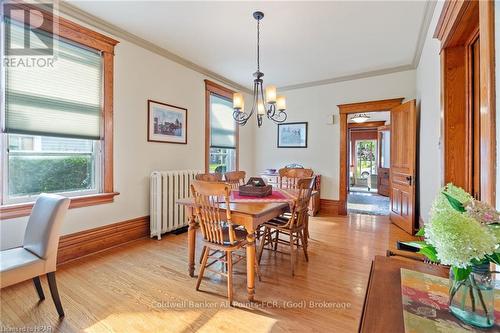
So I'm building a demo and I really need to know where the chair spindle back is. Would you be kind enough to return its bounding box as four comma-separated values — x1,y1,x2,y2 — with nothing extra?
224,171,246,189
195,173,223,182
190,180,236,245
284,177,314,229
278,168,314,189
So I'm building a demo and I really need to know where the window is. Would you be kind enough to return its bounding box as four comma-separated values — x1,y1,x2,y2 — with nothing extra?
355,140,377,177
4,134,101,204
1,3,118,218
205,80,238,173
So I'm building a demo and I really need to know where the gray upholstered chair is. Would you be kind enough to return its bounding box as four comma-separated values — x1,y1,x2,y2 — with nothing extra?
0,194,70,317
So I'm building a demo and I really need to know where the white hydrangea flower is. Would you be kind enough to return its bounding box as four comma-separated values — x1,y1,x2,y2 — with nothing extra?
425,185,498,268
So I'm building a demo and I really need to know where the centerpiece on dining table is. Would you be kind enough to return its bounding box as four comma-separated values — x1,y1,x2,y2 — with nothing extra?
416,184,500,328
238,177,273,197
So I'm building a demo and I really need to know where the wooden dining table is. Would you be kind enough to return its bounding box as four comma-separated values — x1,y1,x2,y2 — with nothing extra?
176,198,289,301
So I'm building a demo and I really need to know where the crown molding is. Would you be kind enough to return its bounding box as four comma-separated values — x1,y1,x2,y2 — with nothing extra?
57,1,252,94
279,64,415,91
412,0,438,68
279,1,437,92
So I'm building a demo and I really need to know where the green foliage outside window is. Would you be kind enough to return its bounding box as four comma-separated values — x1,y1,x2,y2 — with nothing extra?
8,155,93,196
356,140,376,178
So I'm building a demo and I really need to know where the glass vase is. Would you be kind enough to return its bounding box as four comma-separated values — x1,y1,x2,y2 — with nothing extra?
449,262,495,328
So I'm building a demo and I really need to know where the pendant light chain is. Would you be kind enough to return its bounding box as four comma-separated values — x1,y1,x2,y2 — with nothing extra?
257,18,260,72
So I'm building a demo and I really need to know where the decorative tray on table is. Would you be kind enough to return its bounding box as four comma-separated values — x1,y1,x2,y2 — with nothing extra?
239,177,272,197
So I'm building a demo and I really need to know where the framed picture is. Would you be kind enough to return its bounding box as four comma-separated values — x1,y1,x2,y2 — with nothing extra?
277,122,308,148
148,99,187,144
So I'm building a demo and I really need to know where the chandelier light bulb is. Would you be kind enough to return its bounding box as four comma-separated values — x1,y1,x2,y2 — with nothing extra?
257,101,266,115
233,93,244,110
265,85,277,104
276,96,286,111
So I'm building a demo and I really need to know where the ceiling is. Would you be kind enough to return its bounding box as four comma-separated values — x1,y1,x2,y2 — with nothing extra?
68,1,431,90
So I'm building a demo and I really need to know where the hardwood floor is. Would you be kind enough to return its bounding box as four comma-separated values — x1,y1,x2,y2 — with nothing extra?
0,214,415,333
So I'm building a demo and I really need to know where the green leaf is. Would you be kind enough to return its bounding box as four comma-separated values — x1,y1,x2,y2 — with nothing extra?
418,245,439,263
471,258,484,266
452,266,472,281
443,192,466,213
486,253,500,265
415,228,425,237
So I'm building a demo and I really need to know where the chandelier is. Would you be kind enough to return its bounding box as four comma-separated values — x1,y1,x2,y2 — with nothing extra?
232,11,287,127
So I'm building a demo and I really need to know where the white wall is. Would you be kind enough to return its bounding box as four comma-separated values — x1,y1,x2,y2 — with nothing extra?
416,1,444,223
254,70,416,200
1,35,255,250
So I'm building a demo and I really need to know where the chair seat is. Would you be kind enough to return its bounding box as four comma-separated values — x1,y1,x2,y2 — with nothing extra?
0,247,46,288
264,213,293,228
264,214,306,232
265,218,289,227
202,226,248,249
224,227,248,243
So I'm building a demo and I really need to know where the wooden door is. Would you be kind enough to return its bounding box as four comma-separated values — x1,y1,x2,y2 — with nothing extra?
377,126,391,197
377,168,390,196
390,100,417,234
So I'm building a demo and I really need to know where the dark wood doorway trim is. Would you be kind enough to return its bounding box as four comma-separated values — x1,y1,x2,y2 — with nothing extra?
434,0,496,205
338,98,404,215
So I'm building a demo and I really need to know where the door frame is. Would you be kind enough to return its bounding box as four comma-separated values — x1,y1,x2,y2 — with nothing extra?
434,0,496,204
337,98,404,215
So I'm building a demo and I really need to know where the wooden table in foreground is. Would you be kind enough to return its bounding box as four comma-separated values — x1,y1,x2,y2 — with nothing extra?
359,255,449,333
176,198,288,301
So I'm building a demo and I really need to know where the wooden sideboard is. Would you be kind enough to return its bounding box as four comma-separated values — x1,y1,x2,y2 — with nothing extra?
260,173,280,187
260,173,321,216
359,256,449,332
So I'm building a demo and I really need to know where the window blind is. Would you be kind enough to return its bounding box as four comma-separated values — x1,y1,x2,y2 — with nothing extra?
210,94,236,149
4,20,103,140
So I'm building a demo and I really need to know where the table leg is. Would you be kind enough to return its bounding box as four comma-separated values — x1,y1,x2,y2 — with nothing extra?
188,212,196,277
246,232,256,301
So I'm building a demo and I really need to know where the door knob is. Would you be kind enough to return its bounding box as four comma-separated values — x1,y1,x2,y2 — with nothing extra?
406,176,412,185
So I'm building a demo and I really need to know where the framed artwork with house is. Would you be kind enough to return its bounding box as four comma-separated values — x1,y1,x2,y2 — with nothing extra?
147,99,187,144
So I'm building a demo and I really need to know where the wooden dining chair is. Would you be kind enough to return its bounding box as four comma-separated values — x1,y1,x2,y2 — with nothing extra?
195,173,223,182
224,171,246,189
190,180,260,305
304,175,317,239
278,168,314,189
257,177,314,276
